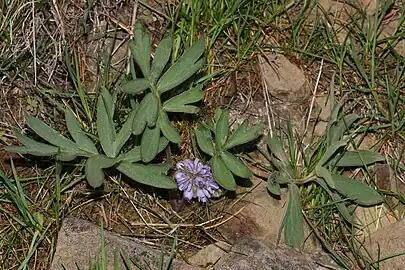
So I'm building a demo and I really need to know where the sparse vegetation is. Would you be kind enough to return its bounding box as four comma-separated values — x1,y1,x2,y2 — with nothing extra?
0,0,404,269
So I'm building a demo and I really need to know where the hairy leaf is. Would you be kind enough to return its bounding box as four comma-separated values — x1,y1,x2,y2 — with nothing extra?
117,162,177,189
220,151,252,179
65,110,98,155
150,37,172,84
6,129,59,156
130,23,150,77
141,125,160,163
335,150,385,167
224,121,262,150
195,123,214,156
318,140,346,166
212,155,236,191
329,114,359,144
120,78,150,95
267,177,281,196
284,184,304,249
133,93,158,135
267,133,288,162
118,137,168,163
315,165,335,190
97,94,116,158
25,115,78,150
85,155,116,188
215,109,229,149
158,111,180,143
332,174,383,206
163,85,204,111
113,109,137,156
163,105,200,114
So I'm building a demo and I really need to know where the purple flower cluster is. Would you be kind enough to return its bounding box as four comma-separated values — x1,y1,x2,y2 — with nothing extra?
175,159,221,203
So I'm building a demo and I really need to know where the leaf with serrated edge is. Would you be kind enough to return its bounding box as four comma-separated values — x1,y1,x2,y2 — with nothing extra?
117,162,177,189
212,155,236,191
158,111,180,143
97,95,116,157
284,184,304,249
65,110,98,154
141,125,160,163
335,150,385,167
220,151,252,179
318,140,346,166
133,93,155,135
215,109,229,149
120,79,150,95
113,109,137,156
315,165,335,189
130,23,150,77
25,115,78,150
332,174,383,206
118,137,168,163
163,85,204,110
224,121,262,150
150,37,172,84
195,124,214,156
157,37,205,93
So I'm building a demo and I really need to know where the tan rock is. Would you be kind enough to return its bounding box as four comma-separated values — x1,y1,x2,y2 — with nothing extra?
188,241,231,267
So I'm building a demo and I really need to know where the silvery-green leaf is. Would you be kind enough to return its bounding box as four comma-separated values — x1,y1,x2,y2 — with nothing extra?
145,94,159,128
315,165,335,190
267,178,281,196
25,115,79,150
120,78,150,95
55,152,78,161
284,184,304,249
85,155,116,188
224,121,262,150
195,123,214,156
132,93,158,135
329,114,359,144
158,111,180,143
150,37,172,84
162,105,200,114
156,37,205,93
65,110,98,155
334,150,385,167
101,88,115,115
118,137,168,163
117,162,177,189
113,109,137,157
130,23,150,77
267,133,288,162
163,85,204,111
215,109,229,149
220,151,252,179
318,140,346,166
97,94,116,158
212,155,236,191
315,178,353,224
141,125,160,163
214,108,222,124
7,129,59,156
269,171,293,185
332,174,383,206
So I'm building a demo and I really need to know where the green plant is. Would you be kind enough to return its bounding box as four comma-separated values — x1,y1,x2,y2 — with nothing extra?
194,108,262,190
266,106,385,249
120,23,206,163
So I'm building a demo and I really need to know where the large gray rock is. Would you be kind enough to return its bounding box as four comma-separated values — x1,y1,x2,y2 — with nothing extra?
50,217,201,270
215,238,334,270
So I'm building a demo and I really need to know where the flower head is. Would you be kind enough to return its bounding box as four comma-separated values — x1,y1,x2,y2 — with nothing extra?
175,159,221,203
